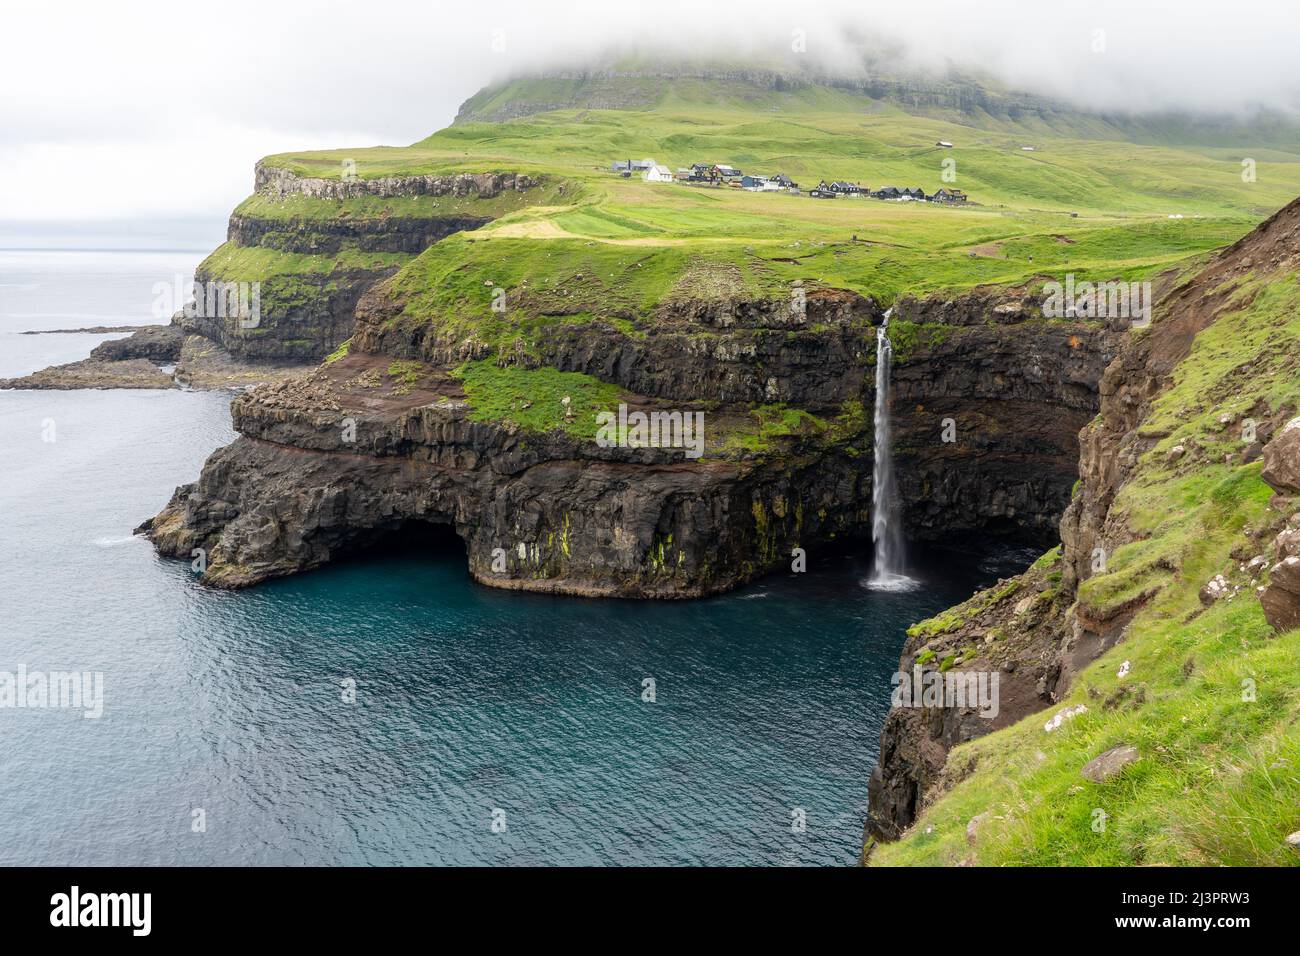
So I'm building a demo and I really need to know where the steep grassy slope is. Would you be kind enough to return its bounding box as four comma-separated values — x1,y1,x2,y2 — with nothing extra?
870,256,1300,866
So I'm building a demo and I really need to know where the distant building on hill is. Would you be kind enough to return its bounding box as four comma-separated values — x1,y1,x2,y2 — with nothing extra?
808,186,838,199
931,188,968,203
642,164,674,183
611,158,656,173
936,140,954,148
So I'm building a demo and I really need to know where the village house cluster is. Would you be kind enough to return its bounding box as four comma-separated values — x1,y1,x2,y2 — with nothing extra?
609,158,969,204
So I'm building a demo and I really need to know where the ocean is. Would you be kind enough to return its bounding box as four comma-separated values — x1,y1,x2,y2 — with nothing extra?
0,235,1030,865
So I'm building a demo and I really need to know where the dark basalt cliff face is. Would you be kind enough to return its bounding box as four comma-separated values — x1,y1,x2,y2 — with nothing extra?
173,167,540,364
866,197,1300,845
140,353,868,597
355,284,885,406
893,316,1116,542
141,277,1118,597
225,213,494,256
177,263,382,365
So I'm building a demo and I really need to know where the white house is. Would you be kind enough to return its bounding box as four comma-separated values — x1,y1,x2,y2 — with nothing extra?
611,158,657,173
936,140,954,148
643,164,674,183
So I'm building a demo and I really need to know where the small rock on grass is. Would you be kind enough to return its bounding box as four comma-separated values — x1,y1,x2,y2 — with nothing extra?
1081,745,1140,783
1199,574,1229,605
1045,704,1088,732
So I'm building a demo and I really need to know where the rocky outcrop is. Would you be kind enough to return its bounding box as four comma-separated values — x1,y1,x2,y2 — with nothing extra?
144,275,1116,596
140,351,867,596
355,283,884,406
6,165,549,386
1261,417,1300,497
253,164,537,201
1061,199,1300,598
1259,406,1300,627
2,324,183,389
867,554,1073,839
891,283,1049,327
1080,744,1140,783
181,168,543,364
1261,556,1300,632
90,324,183,363
175,262,385,365
226,213,495,256
0,357,174,390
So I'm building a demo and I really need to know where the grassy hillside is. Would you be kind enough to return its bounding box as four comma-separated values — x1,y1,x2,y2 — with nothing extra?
870,271,1300,865
255,74,1300,325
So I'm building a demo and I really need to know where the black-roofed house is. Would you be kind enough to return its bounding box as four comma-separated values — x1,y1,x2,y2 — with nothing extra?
932,188,968,203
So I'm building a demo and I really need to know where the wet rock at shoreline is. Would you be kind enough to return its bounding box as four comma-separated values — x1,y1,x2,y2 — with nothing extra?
0,358,174,390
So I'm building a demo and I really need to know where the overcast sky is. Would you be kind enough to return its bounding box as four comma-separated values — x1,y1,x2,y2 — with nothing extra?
3,0,1297,223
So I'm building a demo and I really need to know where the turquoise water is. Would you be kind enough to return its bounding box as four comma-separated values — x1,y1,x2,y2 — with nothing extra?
0,247,1031,865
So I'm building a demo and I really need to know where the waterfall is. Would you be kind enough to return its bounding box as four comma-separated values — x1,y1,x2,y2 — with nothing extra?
866,309,915,590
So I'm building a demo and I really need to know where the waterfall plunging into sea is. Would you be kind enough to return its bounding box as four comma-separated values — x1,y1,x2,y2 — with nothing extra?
865,309,917,591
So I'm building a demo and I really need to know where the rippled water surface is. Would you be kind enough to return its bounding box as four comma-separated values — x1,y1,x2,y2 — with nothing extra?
0,248,1029,865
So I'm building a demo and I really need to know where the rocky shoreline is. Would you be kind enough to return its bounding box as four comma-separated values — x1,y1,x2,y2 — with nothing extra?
1,323,313,391
2,166,544,392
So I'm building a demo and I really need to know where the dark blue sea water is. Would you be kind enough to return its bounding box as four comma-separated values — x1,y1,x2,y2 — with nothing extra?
0,242,1033,865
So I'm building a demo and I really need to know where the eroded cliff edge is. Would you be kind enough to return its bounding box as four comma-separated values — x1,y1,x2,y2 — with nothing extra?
2,165,548,390
138,265,1118,597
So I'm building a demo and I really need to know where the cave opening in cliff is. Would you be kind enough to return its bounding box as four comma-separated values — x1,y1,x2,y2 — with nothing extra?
343,518,467,562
